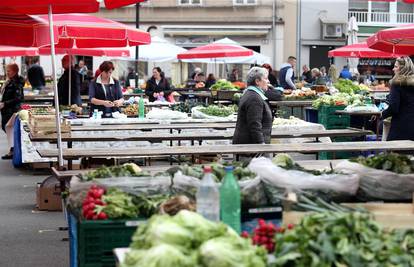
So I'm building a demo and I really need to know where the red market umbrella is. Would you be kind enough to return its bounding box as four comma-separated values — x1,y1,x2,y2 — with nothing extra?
328,42,402,58
367,24,414,55
0,14,57,47
177,43,253,60
0,0,147,14
39,47,130,57
36,14,150,48
0,45,39,57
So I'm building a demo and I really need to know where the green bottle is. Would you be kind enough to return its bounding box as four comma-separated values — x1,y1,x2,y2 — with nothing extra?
138,97,145,119
220,166,241,233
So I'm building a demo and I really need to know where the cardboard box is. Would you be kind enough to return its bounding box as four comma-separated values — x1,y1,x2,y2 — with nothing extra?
36,176,62,211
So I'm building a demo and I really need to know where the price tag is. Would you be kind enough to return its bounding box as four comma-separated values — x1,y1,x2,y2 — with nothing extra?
125,220,144,227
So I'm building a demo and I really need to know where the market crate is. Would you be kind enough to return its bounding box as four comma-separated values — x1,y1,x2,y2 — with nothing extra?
73,215,145,267
318,105,350,130
318,137,354,160
283,203,414,229
28,114,71,135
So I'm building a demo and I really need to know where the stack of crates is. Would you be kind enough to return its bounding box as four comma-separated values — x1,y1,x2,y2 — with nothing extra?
318,105,352,160
69,212,145,267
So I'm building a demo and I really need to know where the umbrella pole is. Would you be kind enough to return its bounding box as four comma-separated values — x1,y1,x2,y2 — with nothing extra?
48,5,64,168
68,55,71,106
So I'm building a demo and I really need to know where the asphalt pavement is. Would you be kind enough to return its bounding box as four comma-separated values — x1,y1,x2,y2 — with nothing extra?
0,131,68,266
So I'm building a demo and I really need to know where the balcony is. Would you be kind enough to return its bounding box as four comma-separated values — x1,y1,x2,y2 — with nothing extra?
349,11,414,26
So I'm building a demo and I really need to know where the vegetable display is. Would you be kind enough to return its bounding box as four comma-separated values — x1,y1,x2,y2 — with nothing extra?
241,219,286,253
283,88,317,100
82,163,146,180
198,105,235,117
82,185,108,220
123,104,138,116
273,212,414,267
97,188,139,219
350,153,414,174
210,79,239,91
272,116,306,126
171,102,204,113
121,210,267,267
165,162,256,182
312,93,363,109
333,79,361,94
272,153,337,176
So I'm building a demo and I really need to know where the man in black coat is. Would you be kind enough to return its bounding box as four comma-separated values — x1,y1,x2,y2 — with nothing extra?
57,55,82,106
27,57,46,90
233,67,273,145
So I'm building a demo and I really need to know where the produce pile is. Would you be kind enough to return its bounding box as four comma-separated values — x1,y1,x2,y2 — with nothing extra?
170,102,204,114
165,162,256,182
350,153,414,174
334,79,369,95
210,79,239,91
272,154,337,176
273,212,414,266
272,116,306,126
312,93,363,109
121,210,267,267
123,104,138,116
198,105,235,117
82,163,147,181
283,88,317,100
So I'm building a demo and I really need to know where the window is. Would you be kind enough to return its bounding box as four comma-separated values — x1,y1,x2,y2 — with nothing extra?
349,0,368,11
178,0,202,5
233,0,257,6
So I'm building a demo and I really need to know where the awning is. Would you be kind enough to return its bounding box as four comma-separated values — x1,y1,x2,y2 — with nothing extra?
163,25,271,37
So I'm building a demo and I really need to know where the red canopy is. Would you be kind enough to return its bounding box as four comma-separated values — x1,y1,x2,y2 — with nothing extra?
177,43,253,60
328,42,402,58
0,0,147,14
0,45,39,57
39,47,130,57
0,14,57,47
367,24,414,55
36,14,151,48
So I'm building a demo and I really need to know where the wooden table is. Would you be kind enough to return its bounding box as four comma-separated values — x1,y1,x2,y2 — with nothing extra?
38,140,414,161
31,128,371,143
70,122,237,131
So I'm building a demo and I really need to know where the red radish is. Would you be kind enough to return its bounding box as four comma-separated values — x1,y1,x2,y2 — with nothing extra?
97,212,108,220
287,224,294,230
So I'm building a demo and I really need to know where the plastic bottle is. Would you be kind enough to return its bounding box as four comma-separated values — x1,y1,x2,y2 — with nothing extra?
93,109,98,119
196,166,220,222
220,166,241,233
138,97,145,119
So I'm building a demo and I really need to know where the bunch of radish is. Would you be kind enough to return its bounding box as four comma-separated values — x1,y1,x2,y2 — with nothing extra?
241,219,294,253
82,185,108,220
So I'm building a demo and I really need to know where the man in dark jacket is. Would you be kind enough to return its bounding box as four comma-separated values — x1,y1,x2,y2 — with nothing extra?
27,57,46,90
233,67,273,145
279,56,297,90
57,55,82,106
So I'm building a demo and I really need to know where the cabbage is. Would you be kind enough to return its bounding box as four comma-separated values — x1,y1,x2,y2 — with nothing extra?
199,236,267,267
121,244,196,267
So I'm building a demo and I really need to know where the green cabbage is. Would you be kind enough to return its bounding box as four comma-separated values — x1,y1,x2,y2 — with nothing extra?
199,236,267,267
121,244,196,267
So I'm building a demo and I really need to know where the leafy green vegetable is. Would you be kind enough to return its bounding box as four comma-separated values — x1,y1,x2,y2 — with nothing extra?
199,105,234,117
273,212,414,267
350,153,414,174
272,154,337,176
121,244,196,267
333,79,361,95
312,93,362,109
210,79,238,91
97,188,138,219
124,210,267,267
82,163,147,180
171,102,205,113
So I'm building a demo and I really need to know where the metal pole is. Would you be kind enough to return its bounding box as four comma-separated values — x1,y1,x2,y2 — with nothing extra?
272,0,277,69
68,55,71,106
135,3,140,88
48,5,64,168
296,0,302,75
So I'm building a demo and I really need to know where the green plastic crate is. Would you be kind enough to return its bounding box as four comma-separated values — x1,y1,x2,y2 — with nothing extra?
78,218,145,267
318,105,350,129
318,137,353,160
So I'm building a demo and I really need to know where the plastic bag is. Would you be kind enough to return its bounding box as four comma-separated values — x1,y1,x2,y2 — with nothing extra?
248,157,360,195
146,108,188,120
335,160,414,201
191,106,235,121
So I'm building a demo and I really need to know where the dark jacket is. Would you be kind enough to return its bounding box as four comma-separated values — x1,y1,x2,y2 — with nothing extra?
279,64,295,89
145,77,171,102
89,77,123,116
205,79,216,89
57,68,82,106
268,73,279,87
302,70,312,83
382,76,414,141
1,75,24,130
27,64,45,89
233,89,273,144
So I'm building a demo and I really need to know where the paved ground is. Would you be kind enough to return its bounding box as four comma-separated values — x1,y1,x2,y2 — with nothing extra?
0,131,68,266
